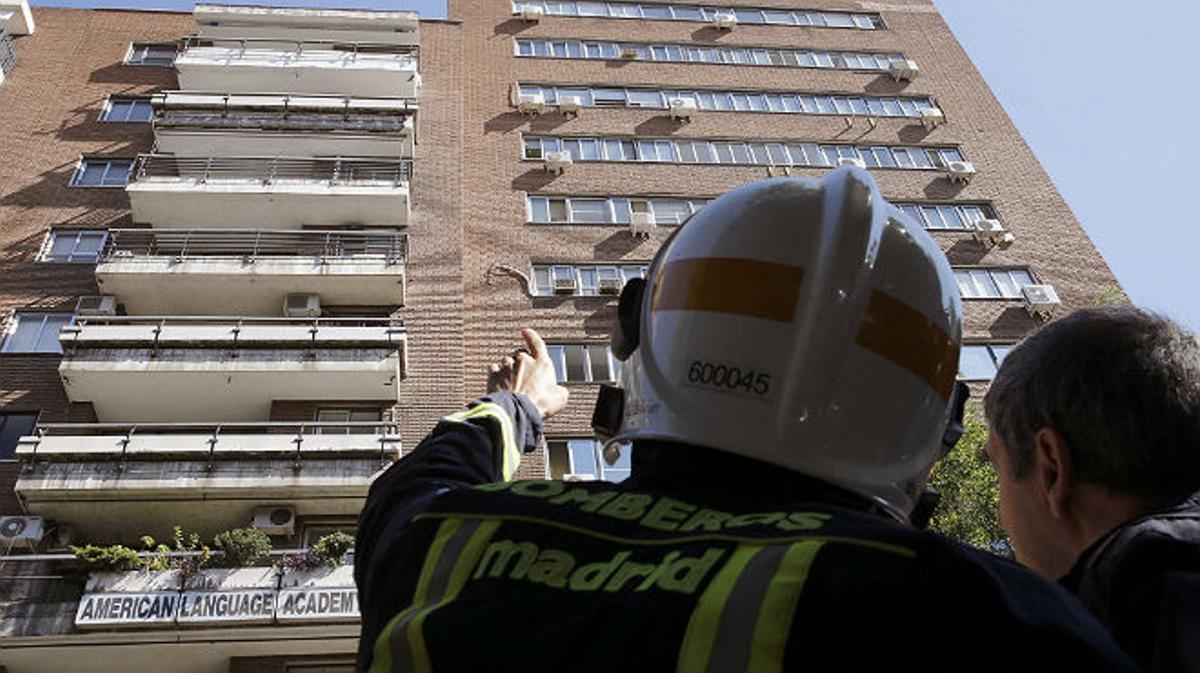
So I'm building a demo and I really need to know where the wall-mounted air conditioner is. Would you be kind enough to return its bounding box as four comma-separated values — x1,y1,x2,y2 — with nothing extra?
517,5,544,22
252,506,296,536
543,150,573,174
516,92,546,115
75,295,116,317
0,516,44,551
712,12,737,29
557,95,583,117
597,268,623,294
838,157,867,169
945,161,976,184
620,46,639,60
1022,284,1061,318
283,293,321,318
971,218,1015,249
629,212,656,239
920,108,946,129
890,59,920,82
667,97,697,122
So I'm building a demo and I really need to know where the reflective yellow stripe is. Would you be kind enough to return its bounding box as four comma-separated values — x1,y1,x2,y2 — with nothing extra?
676,545,763,673
746,540,826,672
370,519,464,673
443,402,521,481
405,519,501,673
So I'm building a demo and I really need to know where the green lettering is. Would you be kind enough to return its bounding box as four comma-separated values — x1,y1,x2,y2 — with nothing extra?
656,549,725,594
527,549,575,589
635,551,680,591
511,480,566,498
569,551,632,591
726,512,785,528
474,540,539,580
548,488,619,513
598,493,653,520
678,508,733,532
603,561,657,592
474,482,512,492
640,497,697,532
776,512,833,531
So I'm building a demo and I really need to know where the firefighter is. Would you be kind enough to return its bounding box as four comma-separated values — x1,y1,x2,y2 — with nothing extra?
355,168,1132,672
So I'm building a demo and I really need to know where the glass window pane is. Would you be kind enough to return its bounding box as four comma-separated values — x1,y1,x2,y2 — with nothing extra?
35,315,71,353
734,9,764,23
571,199,607,223
627,89,665,108
547,344,566,380
549,199,569,222
651,199,691,224
611,198,632,224
0,413,39,459
578,267,598,295
567,439,599,476
959,346,997,381
564,345,588,381
529,197,550,222
1009,269,1035,288
938,206,965,230
76,162,106,186
601,441,632,482
971,270,1001,297
641,5,671,19
533,267,552,295
588,345,611,381
953,270,975,298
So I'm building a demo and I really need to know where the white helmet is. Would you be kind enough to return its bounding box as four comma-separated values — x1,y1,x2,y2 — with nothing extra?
597,168,965,522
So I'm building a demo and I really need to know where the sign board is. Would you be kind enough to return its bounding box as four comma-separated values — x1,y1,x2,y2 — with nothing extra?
75,592,180,627
276,587,358,623
177,589,277,625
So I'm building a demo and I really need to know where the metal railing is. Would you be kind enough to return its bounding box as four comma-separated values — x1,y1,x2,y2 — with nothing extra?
59,315,406,352
64,315,404,330
151,92,417,133
131,154,413,186
102,229,408,265
153,91,418,111
22,421,402,469
0,25,17,76
179,35,419,58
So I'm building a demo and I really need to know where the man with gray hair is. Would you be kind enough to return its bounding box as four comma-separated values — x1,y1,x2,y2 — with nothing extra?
983,307,1200,671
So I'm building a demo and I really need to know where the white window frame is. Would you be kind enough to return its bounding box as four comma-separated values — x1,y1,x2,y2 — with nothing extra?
40,229,109,263
100,96,155,123
70,158,134,188
125,41,177,67
511,2,883,29
532,263,650,296
958,344,1014,381
954,268,1036,300
1,312,74,354
545,343,620,383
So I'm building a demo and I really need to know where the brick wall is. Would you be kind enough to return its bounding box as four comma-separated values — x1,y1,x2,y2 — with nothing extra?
450,0,1123,481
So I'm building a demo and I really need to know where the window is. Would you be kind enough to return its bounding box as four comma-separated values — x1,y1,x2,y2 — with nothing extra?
546,344,621,383
511,2,883,30
524,136,964,172
958,344,1014,381
100,96,154,123
70,158,134,187
527,195,710,225
895,203,997,231
1,313,73,353
0,412,38,460
954,268,1036,299
125,42,177,67
315,408,383,434
41,229,108,263
532,263,649,296
547,438,631,482
519,83,936,119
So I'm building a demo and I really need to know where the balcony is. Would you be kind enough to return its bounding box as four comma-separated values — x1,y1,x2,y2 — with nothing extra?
96,229,407,315
195,3,418,46
175,37,420,97
126,154,412,229
152,92,416,159
14,420,398,543
59,316,406,422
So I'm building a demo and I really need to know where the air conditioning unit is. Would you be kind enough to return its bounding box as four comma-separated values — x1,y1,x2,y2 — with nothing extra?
544,150,573,174
283,293,321,318
552,267,578,294
629,212,656,239
971,218,1015,249
838,157,867,169
712,12,737,29
945,161,976,184
619,46,639,60
557,95,583,117
75,295,117,316
563,473,597,482
890,59,920,82
597,269,623,294
1022,284,1061,318
516,92,546,115
252,506,296,536
667,97,697,122
516,5,544,22
920,108,946,129
0,516,44,551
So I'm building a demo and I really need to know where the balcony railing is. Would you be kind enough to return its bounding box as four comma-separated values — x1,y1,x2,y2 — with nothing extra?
152,91,416,134
0,25,17,76
131,154,412,186
180,35,419,59
60,315,406,349
102,229,408,265
19,421,401,466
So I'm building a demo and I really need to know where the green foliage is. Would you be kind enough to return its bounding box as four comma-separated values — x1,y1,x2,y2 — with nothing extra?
1095,285,1126,307
71,544,144,572
310,532,354,568
211,526,271,568
928,408,1011,555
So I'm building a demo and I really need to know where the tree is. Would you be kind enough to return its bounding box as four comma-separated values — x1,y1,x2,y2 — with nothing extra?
928,407,1011,556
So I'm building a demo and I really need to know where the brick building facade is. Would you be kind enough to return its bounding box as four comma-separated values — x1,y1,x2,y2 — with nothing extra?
0,1,1120,670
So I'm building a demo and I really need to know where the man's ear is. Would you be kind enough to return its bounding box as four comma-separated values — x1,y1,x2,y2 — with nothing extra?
1032,427,1074,519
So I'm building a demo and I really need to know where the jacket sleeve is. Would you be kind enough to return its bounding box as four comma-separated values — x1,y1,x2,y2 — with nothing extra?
354,392,543,668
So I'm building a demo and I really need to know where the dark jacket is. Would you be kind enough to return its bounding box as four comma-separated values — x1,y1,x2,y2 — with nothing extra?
356,393,1133,672
1060,491,1200,671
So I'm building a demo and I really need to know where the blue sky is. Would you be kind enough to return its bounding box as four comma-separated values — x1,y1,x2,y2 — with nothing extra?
29,0,1200,332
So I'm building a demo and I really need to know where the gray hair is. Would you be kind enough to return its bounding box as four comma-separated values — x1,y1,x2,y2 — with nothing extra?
983,307,1200,504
